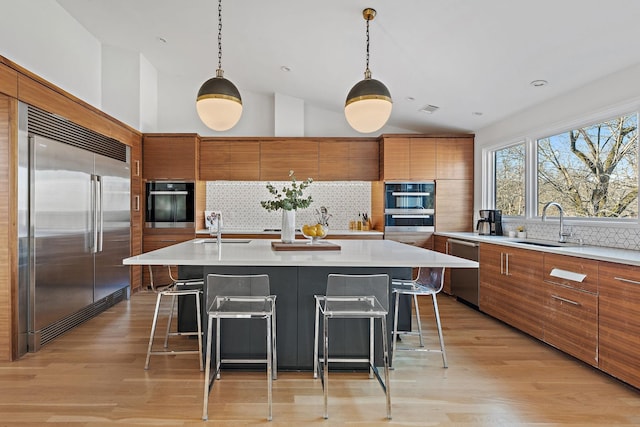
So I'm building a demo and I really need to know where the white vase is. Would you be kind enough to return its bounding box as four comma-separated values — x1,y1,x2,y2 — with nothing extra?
281,210,296,243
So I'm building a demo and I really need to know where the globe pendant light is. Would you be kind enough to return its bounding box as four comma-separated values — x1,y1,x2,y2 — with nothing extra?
345,8,392,134
196,0,242,131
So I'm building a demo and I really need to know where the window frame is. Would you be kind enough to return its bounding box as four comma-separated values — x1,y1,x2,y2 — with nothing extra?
485,103,640,225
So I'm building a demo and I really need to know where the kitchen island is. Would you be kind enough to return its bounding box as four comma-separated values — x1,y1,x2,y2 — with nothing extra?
123,239,478,370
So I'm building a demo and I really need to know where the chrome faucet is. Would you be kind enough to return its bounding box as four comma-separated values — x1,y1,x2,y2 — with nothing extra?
209,212,222,246
542,202,571,243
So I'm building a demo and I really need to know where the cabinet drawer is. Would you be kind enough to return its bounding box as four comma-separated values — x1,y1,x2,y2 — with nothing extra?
543,253,598,294
543,281,598,366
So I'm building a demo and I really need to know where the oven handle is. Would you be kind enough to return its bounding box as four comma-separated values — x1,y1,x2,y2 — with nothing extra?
389,214,431,219
391,191,431,196
149,190,189,195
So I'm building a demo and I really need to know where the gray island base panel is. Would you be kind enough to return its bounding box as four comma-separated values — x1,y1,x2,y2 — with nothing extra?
123,239,478,371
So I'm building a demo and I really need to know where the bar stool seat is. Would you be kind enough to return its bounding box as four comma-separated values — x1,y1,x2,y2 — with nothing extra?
313,273,392,420
202,274,277,422
144,265,204,371
391,266,447,369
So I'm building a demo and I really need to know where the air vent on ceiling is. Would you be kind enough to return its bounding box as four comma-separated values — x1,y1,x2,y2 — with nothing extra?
419,104,440,114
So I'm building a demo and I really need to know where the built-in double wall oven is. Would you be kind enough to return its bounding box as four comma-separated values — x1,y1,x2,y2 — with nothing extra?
384,182,435,232
145,181,195,228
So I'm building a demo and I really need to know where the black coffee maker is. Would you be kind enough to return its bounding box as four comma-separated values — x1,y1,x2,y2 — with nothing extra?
478,209,503,236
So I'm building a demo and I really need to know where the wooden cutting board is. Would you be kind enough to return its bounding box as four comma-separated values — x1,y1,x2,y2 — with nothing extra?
271,241,341,251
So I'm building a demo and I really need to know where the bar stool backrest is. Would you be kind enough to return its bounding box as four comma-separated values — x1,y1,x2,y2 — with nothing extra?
326,274,389,311
206,274,270,308
415,267,445,293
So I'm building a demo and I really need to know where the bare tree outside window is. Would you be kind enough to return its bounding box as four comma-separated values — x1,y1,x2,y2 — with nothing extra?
537,114,638,218
495,144,526,216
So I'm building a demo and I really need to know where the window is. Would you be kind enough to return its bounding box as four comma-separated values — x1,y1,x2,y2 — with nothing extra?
495,143,526,216
537,114,638,218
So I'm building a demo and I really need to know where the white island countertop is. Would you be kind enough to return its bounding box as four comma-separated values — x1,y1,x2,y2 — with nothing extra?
123,238,478,268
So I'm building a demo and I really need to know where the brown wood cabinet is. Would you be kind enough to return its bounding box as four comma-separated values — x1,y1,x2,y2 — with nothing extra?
260,139,318,181
143,133,199,180
0,63,18,97
599,261,640,388
318,139,379,181
199,138,260,181
380,137,436,181
433,235,452,294
435,137,474,180
479,243,544,339
130,141,143,292
435,180,473,232
542,253,599,366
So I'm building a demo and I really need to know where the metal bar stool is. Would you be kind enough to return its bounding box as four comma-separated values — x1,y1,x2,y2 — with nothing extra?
391,266,447,368
202,274,277,422
313,273,391,420
144,265,204,371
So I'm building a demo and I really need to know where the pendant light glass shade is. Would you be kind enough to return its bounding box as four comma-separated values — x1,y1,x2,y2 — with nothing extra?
345,8,392,134
197,70,243,131
196,0,242,131
345,77,392,133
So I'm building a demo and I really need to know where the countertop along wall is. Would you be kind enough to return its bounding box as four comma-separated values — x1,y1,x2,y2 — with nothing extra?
205,181,371,230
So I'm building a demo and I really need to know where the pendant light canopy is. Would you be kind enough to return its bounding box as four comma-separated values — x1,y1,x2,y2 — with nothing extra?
345,8,392,134
196,0,242,131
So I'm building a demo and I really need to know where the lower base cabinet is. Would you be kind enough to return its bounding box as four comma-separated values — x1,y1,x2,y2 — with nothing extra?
599,261,640,388
542,281,598,366
479,243,544,340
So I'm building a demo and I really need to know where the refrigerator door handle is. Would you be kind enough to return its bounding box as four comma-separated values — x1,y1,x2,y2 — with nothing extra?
91,175,97,253
97,175,103,252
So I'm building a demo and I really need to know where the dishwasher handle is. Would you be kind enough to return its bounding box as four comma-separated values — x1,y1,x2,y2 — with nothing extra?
447,238,479,247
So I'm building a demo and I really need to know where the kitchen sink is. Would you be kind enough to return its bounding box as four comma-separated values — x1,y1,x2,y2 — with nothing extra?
513,240,576,248
196,239,252,244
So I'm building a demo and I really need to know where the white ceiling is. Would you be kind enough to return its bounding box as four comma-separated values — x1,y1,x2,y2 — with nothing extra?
56,0,640,134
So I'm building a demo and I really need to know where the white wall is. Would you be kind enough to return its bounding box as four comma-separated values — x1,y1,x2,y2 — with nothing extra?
474,62,640,249
0,0,102,108
139,54,158,132
102,45,140,129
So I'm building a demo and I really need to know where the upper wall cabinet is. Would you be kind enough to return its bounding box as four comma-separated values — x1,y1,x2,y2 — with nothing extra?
435,137,474,180
380,135,474,181
260,139,319,181
200,139,260,181
381,137,436,181
143,133,199,180
318,139,379,181
0,63,18,98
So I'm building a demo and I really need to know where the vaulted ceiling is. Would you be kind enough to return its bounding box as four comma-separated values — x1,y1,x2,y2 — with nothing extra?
57,0,640,133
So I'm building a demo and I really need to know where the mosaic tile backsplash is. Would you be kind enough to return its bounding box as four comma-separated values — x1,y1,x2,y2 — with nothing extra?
206,181,371,230
502,220,640,251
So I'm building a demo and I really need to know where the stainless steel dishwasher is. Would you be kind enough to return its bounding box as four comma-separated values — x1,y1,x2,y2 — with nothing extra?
447,238,480,307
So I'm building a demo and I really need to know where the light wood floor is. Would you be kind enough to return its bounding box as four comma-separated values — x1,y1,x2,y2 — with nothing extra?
1,290,639,426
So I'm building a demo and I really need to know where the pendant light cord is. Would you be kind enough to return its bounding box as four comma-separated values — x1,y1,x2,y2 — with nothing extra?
217,0,223,71
364,17,371,78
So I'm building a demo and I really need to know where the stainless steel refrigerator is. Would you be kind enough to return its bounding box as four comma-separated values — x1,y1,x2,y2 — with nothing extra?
18,103,131,353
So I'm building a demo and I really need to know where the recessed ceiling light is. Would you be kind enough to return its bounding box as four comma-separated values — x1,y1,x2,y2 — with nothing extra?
405,96,415,102
530,79,548,87
472,111,483,116
280,65,292,72
419,104,439,114
156,36,167,44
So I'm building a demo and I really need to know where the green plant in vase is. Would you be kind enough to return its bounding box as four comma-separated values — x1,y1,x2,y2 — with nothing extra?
261,170,313,243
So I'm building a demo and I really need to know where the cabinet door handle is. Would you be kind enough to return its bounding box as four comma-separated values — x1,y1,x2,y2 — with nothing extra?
500,252,504,275
135,160,140,177
505,253,510,276
614,276,640,285
445,240,449,254
160,239,178,243
134,195,140,212
551,294,580,306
